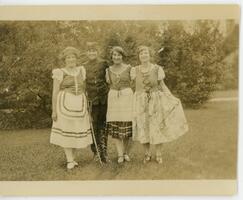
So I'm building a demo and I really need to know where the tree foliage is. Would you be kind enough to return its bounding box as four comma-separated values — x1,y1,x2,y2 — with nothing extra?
0,20,238,129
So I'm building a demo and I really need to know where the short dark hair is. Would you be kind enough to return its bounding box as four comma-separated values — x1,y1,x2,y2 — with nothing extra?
110,46,126,59
86,42,99,51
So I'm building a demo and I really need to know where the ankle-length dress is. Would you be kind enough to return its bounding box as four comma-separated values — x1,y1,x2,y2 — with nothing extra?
132,64,188,144
50,66,93,148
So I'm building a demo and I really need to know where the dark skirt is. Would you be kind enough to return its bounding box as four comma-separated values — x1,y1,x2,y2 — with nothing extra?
106,121,132,139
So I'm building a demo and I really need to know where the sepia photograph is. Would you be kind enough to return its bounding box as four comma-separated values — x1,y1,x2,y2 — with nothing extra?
0,5,240,195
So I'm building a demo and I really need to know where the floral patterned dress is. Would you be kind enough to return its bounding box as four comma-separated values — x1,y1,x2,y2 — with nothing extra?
132,64,188,144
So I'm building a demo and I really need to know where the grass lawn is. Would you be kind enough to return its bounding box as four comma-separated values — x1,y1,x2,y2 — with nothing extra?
211,89,238,99
0,92,238,181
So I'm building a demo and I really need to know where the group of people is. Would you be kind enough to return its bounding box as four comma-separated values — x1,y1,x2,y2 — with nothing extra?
50,42,188,170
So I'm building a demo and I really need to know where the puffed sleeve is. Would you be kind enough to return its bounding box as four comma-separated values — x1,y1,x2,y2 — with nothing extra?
157,65,165,81
105,68,110,84
130,67,136,80
79,66,86,81
52,68,63,82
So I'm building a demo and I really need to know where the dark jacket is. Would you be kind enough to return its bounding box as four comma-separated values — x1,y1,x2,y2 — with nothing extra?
83,58,109,105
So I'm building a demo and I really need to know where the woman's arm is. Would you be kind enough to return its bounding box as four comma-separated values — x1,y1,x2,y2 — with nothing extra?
157,65,166,92
51,68,63,121
105,68,110,84
130,67,136,92
80,66,88,98
52,79,61,121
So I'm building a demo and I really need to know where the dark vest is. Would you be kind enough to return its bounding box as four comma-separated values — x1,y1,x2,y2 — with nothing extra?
107,65,132,90
60,68,85,95
83,58,108,105
135,64,160,93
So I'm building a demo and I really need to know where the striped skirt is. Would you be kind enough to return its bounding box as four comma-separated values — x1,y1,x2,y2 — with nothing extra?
50,91,93,148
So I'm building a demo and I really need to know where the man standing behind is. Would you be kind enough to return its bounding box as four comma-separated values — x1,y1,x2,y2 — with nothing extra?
83,42,109,163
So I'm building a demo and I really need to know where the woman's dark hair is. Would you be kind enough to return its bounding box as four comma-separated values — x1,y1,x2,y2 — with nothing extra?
110,46,126,60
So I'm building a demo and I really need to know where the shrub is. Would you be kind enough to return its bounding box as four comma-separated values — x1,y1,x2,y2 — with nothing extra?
0,20,238,128
157,21,225,108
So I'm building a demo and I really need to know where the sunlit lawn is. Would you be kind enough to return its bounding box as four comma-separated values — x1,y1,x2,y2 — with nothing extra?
0,90,238,180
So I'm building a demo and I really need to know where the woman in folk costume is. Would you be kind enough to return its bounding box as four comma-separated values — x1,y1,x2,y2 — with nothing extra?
132,46,188,164
105,46,133,163
50,47,93,170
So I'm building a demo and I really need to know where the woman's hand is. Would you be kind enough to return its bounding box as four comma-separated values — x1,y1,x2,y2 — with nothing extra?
52,78,61,122
52,112,57,121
